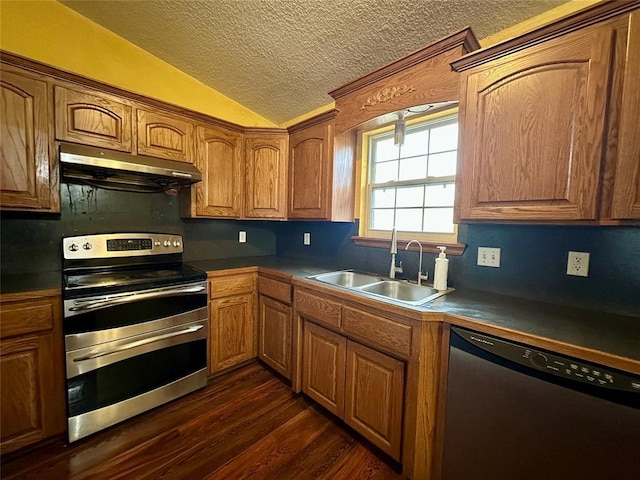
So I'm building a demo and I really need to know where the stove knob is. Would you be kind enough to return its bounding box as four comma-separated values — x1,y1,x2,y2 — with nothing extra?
69,243,79,252
154,241,161,247
82,242,93,250
173,241,181,248
530,352,549,369
163,240,171,247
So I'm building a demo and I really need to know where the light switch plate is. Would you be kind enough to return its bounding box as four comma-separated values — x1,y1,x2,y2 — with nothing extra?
303,233,311,245
477,247,501,267
239,231,246,243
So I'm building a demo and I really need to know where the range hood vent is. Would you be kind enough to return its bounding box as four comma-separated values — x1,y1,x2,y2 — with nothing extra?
60,143,203,194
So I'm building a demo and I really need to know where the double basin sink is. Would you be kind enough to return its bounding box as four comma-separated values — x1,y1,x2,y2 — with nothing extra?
307,270,452,306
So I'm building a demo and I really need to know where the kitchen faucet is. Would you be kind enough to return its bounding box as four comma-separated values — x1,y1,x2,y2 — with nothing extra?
389,227,403,279
405,240,429,286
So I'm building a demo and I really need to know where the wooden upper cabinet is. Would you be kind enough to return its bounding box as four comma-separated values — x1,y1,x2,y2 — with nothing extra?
193,125,243,217
0,66,57,212
611,11,640,219
288,112,356,221
54,85,133,152
136,108,195,163
455,22,615,221
244,133,288,219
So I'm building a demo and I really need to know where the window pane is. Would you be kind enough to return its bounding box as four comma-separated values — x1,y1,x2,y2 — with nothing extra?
396,185,424,208
400,129,428,158
429,123,458,153
428,151,457,177
425,183,455,206
371,209,395,230
396,208,423,231
374,137,399,162
372,187,396,208
373,160,398,183
399,155,428,181
423,208,455,233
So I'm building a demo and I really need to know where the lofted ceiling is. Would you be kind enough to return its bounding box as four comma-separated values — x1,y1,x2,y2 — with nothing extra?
61,0,569,125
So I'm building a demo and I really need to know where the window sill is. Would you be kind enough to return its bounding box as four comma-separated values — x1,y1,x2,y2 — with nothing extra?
351,236,466,256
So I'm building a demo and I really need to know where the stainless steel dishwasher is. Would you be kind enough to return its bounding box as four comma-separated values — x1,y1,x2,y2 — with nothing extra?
441,327,640,480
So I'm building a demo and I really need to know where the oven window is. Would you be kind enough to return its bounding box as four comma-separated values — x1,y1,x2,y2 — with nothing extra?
65,293,208,335
67,339,206,418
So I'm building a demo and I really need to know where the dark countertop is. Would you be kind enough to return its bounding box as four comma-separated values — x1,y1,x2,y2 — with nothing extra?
3,255,638,369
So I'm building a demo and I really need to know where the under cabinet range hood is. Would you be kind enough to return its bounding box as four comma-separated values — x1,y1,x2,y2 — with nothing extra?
59,143,202,194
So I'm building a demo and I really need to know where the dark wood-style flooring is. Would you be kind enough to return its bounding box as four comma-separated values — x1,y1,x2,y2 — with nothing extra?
1,363,404,479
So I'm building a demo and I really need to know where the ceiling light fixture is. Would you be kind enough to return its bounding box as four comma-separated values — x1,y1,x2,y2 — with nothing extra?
394,111,406,146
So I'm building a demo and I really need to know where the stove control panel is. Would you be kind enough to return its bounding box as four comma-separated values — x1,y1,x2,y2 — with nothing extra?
63,233,184,259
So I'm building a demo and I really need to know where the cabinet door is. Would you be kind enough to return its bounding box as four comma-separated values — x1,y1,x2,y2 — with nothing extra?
0,68,56,211
289,122,332,219
54,85,132,152
0,295,64,455
244,135,288,218
195,125,243,217
137,108,195,163
611,11,640,219
210,293,255,374
345,340,404,461
302,322,346,417
258,295,292,379
457,24,614,221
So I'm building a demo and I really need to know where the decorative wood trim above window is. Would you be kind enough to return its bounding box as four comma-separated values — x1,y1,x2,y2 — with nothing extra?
351,236,466,256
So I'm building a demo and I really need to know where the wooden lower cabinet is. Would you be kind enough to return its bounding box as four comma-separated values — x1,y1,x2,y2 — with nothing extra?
258,295,292,379
302,322,346,417
302,321,404,460
0,293,65,454
208,271,257,374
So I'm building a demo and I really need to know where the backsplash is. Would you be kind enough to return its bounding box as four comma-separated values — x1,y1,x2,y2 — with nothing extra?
276,221,640,317
0,184,277,274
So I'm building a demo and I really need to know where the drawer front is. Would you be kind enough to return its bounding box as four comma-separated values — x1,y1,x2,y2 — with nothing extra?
0,299,55,339
258,277,292,305
209,273,255,299
342,306,411,358
295,290,342,329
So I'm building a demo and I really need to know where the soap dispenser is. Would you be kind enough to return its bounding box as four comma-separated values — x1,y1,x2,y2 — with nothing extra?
433,246,449,291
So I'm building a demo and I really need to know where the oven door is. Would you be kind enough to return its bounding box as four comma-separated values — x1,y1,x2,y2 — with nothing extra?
64,281,209,442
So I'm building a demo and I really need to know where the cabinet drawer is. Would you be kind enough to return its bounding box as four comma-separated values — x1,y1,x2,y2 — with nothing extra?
0,299,54,339
342,306,411,358
258,277,291,304
295,290,342,328
209,273,255,299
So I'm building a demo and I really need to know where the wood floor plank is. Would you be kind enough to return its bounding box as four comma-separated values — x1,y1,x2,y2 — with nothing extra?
1,363,403,480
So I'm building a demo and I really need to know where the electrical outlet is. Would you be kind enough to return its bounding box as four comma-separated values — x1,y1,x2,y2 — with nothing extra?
238,231,246,243
477,247,501,267
567,251,589,277
303,233,311,245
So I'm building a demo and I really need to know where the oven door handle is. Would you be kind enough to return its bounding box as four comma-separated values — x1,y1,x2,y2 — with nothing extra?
69,285,207,312
72,324,204,362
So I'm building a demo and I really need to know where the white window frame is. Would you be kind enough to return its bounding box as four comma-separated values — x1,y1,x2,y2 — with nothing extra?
358,109,459,245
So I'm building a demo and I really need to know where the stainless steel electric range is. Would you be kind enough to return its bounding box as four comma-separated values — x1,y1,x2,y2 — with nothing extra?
62,233,208,443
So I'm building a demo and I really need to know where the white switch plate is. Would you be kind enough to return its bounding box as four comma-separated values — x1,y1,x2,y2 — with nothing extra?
239,231,246,243
567,251,589,277
303,232,311,245
477,247,501,267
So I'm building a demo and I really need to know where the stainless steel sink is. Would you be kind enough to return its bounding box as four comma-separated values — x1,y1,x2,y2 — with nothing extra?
359,280,447,305
311,271,384,288
307,270,452,305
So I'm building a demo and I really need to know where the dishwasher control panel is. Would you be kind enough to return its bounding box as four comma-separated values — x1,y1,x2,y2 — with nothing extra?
453,327,640,394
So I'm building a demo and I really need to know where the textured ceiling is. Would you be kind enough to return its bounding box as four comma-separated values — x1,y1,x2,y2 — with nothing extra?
61,0,569,124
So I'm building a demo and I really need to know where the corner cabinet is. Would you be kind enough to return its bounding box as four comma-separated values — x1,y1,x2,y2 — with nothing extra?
0,291,65,454
287,111,356,221
244,133,288,219
257,274,293,379
208,272,257,374
453,7,640,222
0,65,58,212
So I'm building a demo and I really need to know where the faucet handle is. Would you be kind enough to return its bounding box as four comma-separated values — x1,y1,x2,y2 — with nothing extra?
398,261,403,273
